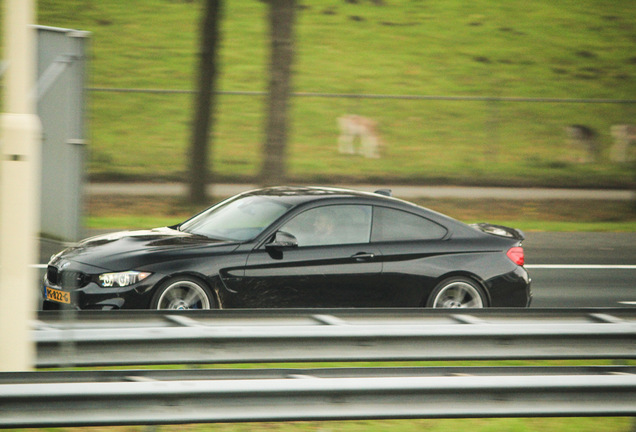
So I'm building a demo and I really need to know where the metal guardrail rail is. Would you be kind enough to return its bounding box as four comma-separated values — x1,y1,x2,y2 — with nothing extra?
36,307,636,327
2,366,636,427
0,309,633,427
35,308,636,367
3,365,633,383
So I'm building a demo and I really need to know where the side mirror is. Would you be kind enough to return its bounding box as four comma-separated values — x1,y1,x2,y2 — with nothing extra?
266,231,298,250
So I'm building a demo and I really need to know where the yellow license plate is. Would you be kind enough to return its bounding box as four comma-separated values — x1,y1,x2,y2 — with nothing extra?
46,287,71,304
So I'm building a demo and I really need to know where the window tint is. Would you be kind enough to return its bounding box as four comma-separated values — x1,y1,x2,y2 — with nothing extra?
280,205,372,247
371,207,447,242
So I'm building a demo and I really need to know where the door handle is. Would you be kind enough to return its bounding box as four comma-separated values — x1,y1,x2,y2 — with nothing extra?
351,252,375,262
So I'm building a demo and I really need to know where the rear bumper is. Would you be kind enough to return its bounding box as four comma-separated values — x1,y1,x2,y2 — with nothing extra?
488,266,532,307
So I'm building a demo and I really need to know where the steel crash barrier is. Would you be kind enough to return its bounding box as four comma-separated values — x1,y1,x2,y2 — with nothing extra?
2,366,636,427
33,308,636,366
0,308,634,427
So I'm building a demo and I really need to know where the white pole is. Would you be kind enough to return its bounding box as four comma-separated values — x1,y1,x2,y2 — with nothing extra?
0,0,41,371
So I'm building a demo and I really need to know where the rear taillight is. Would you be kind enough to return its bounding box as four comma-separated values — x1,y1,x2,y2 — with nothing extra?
506,247,525,266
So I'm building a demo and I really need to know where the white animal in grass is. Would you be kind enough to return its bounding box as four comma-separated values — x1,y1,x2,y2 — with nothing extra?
610,124,636,163
337,115,382,159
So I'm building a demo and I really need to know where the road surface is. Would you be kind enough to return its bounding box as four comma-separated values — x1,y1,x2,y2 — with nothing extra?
523,232,635,308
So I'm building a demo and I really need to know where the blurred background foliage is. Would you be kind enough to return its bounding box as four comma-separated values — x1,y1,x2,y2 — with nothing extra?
35,0,636,188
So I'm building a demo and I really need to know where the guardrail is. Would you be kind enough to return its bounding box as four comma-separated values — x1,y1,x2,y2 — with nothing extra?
2,366,636,427
34,308,636,367
1,308,633,427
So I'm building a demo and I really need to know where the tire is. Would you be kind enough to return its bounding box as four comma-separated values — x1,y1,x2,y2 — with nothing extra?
151,276,215,310
426,277,487,308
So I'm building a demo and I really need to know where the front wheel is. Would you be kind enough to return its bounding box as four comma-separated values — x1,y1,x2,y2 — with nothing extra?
151,277,215,310
426,277,487,308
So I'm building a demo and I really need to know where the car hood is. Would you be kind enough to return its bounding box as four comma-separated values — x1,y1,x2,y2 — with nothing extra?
50,227,240,271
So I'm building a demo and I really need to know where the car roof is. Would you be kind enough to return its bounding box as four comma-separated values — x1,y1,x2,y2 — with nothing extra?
240,186,485,240
241,186,402,205
242,186,454,221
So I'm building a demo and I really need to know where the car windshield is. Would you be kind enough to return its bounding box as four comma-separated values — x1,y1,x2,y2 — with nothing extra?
179,195,292,241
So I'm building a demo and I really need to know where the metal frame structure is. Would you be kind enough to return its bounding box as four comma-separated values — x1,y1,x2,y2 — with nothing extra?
36,25,89,242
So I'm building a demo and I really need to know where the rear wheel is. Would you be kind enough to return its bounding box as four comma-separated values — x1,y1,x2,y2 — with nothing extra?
151,277,215,310
426,277,487,308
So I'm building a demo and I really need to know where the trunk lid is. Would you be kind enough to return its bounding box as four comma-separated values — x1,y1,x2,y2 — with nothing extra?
470,223,525,241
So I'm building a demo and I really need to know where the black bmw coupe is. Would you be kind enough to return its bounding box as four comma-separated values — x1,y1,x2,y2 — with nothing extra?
42,186,531,310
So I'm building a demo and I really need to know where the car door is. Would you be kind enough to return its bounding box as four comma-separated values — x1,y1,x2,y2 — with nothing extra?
370,206,451,306
236,204,386,308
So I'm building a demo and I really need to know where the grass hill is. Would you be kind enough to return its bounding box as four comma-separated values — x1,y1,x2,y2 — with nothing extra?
37,0,636,188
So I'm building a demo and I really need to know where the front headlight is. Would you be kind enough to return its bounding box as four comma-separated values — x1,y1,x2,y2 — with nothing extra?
98,271,151,288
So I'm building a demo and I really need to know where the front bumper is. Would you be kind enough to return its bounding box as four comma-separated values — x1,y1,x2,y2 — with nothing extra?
41,274,161,310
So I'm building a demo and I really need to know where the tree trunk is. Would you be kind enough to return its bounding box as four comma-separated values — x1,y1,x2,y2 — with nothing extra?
189,0,222,204
260,0,296,186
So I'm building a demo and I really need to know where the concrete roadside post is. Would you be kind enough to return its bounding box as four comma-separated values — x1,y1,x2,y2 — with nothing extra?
0,0,41,371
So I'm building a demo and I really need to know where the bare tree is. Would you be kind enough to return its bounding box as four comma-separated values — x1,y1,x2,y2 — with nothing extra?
189,0,223,204
260,0,296,186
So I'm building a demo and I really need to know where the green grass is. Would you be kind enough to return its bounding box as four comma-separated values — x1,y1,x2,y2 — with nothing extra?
36,0,636,188
12,417,632,432
15,417,631,432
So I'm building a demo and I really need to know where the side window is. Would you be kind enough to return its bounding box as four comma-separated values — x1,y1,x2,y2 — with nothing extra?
371,207,447,242
280,205,372,247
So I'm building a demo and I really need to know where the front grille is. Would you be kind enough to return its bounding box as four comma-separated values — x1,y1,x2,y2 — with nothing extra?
47,266,90,289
